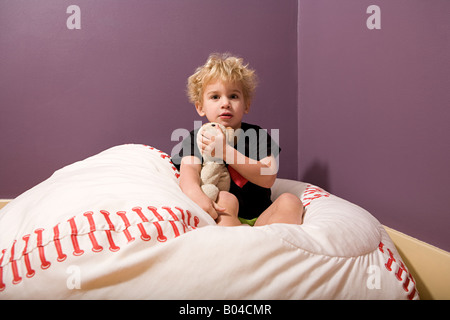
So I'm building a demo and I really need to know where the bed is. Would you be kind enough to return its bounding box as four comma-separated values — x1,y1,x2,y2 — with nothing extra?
0,144,419,299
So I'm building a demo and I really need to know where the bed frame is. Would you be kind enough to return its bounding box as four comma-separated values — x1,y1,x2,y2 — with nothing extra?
384,226,450,300
1,199,448,300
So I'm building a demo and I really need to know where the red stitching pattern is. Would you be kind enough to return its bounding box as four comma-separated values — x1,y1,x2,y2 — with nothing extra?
153,221,167,242
0,250,6,291
137,223,151,241
68,217,84,256
84,211,103,252
117,211,135,243
132,207,152,241
53,224,67,262
10,241,21,285
301,185,331,207
22,235,35,277
35,229,51,270
100,210,121,252
378,241,418,300
143,145,180,179
148,206,164,221
132,207,149,222
0,205,199,293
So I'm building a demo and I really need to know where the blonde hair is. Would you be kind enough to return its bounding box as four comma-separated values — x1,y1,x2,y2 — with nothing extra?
187,53,258,105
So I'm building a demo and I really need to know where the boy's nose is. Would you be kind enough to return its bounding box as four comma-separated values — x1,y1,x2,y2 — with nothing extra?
221,97,231,108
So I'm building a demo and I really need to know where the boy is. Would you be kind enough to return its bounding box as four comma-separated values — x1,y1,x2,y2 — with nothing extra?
174,53,304,226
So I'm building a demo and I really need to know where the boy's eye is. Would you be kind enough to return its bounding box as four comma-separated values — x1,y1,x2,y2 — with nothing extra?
230,94,239,99
210,95,220,100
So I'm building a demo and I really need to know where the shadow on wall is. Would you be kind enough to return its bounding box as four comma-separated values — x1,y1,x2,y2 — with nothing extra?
301,160,330,191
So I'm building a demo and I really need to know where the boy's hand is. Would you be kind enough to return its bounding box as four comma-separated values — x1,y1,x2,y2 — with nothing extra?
198,127,227,161
195,193,226,220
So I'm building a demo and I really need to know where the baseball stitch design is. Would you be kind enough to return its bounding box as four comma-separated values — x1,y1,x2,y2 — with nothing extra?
0,205,200,293
378,242,418,300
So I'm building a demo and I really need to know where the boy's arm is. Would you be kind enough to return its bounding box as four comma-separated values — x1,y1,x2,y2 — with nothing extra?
225,147,277,189
179,156,224,220
199,128,277,189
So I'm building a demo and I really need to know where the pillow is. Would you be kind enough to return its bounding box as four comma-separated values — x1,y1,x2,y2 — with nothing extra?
270,178,419,300
0,144,215,298
0,144,418,299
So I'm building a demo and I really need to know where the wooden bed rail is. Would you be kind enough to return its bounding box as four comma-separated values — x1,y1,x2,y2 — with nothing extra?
0,200,9,210
384,226,450,300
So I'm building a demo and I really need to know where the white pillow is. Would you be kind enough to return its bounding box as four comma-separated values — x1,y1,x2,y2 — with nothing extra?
0,144,418,299
270,178,419,299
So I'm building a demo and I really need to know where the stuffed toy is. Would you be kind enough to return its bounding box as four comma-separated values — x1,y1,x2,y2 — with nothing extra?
197,122,235,202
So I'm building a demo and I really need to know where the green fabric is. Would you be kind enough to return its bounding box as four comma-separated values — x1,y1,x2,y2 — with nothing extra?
238,217,258,226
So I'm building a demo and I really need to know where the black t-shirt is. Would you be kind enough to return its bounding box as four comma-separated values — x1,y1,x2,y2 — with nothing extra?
173,122,280,220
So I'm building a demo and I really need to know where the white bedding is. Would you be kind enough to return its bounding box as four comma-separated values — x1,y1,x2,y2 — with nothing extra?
0,144,418,299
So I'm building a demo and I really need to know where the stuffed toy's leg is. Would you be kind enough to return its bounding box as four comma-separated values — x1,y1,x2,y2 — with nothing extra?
200,163,230,201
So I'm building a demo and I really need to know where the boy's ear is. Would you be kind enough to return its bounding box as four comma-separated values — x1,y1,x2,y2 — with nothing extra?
244,101,251,114
195,102,205,116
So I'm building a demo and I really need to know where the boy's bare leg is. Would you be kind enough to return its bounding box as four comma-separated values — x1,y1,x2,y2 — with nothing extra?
254,193,304,227
215,191,242,226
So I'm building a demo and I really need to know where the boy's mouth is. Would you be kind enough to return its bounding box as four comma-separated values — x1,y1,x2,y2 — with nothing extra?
219,112,233,119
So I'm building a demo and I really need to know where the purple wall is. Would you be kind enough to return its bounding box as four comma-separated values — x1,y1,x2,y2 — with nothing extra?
0,0,298,197
298,0,450,251
1,0,449,251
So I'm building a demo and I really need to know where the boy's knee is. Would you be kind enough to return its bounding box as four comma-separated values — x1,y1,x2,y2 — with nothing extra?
218,190,238,203
217,191,239,215
277,193,303,207
275,193,304,225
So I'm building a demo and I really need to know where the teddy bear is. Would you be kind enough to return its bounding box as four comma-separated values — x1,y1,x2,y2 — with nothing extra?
196,122,235,202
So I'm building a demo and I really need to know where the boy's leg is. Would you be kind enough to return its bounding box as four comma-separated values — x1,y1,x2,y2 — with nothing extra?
215,191,242,226
254,193,304,227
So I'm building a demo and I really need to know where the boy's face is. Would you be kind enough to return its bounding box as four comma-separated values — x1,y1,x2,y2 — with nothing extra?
195,80,249,130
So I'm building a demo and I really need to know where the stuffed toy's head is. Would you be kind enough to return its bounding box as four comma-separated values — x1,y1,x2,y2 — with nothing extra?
197,122,234,163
